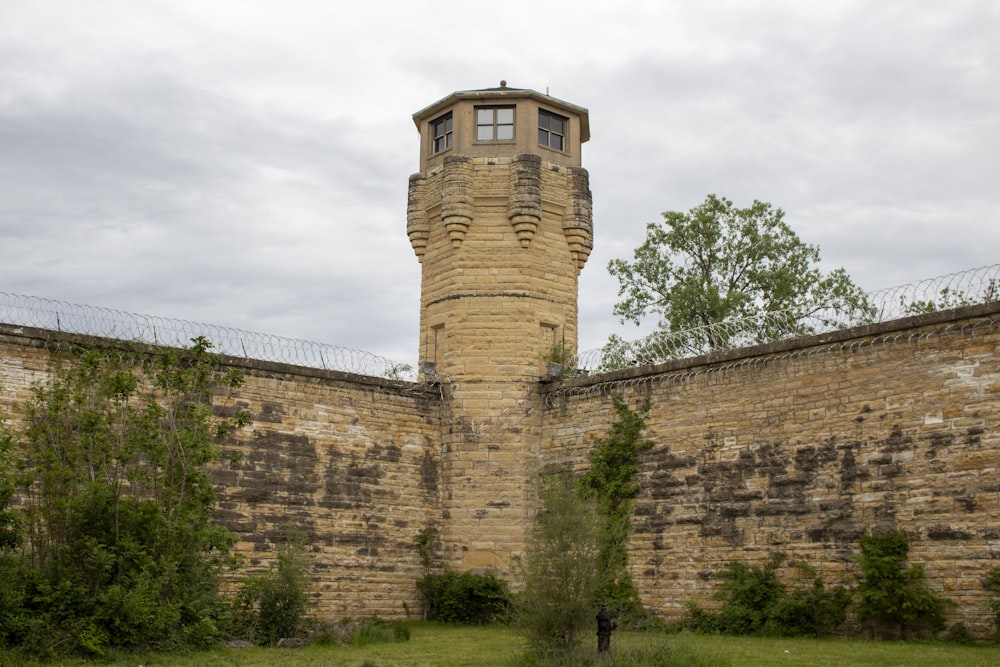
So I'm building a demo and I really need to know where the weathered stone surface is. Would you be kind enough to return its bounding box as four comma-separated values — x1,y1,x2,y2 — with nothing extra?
542,306,1000,635
2,306,999,635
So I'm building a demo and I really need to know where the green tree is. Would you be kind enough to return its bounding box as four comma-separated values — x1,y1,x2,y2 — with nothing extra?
514,473,607,655
606,194,872,360
514,399,655,655
854,530,949,640
2,337,250,656
902,280,998,315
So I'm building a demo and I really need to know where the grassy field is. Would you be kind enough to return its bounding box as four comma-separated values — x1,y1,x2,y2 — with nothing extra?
9,624,1000,667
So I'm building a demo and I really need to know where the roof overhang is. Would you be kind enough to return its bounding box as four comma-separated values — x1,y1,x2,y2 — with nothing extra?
413,86,590,143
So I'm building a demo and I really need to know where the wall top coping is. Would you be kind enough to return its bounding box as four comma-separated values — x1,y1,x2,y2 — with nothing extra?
548,301,1000,394
5,300,998,399
0,322,439,399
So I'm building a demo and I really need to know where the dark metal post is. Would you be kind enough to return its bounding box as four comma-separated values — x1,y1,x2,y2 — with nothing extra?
596,605,616,653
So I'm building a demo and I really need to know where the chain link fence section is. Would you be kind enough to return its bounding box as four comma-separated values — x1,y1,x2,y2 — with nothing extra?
572,263,1000,373
0,292,416,381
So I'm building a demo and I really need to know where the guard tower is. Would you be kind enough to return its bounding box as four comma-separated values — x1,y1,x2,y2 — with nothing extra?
407,83,593,573
408,83,592,382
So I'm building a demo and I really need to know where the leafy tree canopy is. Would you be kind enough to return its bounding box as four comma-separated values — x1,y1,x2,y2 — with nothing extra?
606,194,873,359
0,337,251,657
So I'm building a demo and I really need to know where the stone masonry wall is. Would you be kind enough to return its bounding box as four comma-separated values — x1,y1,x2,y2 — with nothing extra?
410,156,589,381
4,302,999,632
407,155,592,574
542,303,1000,635
0,324,444,621
209,357,443,619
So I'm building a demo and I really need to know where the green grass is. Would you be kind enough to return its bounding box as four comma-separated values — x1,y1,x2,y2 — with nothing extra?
678,633,1000,667
5,625,1000,667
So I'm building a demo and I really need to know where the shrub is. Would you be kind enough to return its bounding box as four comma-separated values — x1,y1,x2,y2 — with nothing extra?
417,569,511,624
683,553,848,638
229,541,313,646
680,598,718,634
854,529,949,639
943,622,975,645
714,554,786,635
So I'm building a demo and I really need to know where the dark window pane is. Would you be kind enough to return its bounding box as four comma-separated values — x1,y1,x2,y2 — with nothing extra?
431,113,453,153
552,135,563,151
551,117,563,134
538,113,549,130
539,128,548,145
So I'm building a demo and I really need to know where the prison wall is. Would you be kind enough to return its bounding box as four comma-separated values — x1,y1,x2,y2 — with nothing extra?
0,323,445,620
4,302,1000,632
209,357,444,618
542,302,1000,635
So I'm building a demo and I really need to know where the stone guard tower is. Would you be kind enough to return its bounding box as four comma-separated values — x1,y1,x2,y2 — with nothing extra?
407,84,592,574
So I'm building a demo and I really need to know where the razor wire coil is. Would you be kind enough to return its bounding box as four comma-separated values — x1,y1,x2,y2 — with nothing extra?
3,263,996,382
571,263,999,373
0,292,417,381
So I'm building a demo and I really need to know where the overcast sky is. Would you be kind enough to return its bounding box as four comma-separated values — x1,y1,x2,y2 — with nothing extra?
2,0,997,365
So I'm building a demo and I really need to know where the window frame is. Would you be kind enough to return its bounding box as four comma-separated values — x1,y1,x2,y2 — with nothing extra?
431,112,453,154
475,105,516,143
538,108,568,152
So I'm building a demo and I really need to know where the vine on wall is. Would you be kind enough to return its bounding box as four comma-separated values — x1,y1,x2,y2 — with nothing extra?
578,396,654,623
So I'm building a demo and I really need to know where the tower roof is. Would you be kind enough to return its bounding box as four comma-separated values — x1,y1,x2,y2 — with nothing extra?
413,83,590,143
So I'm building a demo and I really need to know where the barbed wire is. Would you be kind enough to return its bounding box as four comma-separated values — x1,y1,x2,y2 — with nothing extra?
572,263,1000,373
548,315,1000,405
0,292,417,381
3,263,997,383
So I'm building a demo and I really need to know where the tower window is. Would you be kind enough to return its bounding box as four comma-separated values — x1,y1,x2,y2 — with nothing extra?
538,109,567,151
476,106,515,141
431,112,453,154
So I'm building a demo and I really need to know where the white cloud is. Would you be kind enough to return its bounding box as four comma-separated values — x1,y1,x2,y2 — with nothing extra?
1,0,997,364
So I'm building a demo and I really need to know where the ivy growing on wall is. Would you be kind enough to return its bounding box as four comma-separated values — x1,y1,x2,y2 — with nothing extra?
986,567,1000,642
854,529,950,639
578,395,654,624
